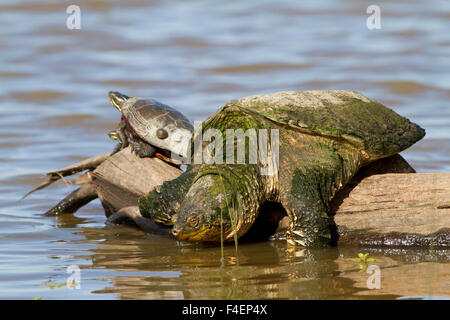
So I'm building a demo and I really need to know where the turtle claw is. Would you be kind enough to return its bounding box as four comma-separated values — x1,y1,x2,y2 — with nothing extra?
286,229,332,248
286,232,307,247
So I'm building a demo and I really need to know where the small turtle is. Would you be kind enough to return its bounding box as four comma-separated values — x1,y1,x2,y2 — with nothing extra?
139,90,425,247
108,91,194,162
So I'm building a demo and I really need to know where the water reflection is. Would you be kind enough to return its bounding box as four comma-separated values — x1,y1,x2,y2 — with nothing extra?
65,223,447,299
81,230,357,299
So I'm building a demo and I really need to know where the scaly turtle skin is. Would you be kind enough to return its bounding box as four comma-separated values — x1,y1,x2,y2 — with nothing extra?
108,91,194,161
139,90,425,247
140,165,200,225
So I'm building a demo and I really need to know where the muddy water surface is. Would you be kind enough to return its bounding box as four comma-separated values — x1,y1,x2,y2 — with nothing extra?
0,0,449,299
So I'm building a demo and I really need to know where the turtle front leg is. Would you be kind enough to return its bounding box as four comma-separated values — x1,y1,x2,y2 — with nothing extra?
111,121,129,154
285,205,333,248
281,171,334,248
45,183,98,216
124,128,156,158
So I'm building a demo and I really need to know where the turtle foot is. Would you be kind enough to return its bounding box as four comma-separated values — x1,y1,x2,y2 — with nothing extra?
130,141,156,158
124,126,156,158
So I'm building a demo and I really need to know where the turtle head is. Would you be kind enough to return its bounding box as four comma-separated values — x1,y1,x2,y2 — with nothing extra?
172,172,240,242
108,91,130,112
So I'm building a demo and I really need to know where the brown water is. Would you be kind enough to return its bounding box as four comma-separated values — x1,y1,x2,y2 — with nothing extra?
0,0,449,299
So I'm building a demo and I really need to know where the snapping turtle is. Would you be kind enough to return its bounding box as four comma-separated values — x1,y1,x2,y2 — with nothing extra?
139,90,425,247
108,91,193,162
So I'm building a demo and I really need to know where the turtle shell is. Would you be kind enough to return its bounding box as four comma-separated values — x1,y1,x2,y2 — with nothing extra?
231,90,425,161
121,97,194,158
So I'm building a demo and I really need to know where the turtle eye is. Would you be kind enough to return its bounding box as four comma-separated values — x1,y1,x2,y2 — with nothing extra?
186,215,199,228
156,128,168,139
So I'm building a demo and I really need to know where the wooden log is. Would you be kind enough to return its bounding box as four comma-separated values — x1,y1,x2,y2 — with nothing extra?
23,152,112,198
34,148,182,219
333,172,450,246
46,152,112,178
92,147,182,216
